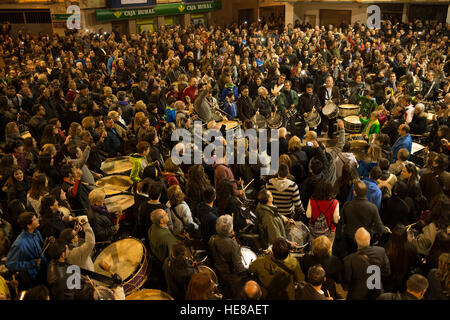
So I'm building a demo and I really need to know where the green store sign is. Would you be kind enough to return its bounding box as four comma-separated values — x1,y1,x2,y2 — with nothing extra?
96,0,221,22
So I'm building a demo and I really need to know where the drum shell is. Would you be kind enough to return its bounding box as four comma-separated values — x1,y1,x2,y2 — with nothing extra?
338,104,360,117
343,116,363,133
305,110,321,128
323,102,339,119
126,289,173,300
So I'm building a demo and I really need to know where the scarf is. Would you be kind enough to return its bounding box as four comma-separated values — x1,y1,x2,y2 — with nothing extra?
91,204,109,216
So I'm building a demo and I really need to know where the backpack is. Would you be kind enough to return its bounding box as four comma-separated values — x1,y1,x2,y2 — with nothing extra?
309,199,334,237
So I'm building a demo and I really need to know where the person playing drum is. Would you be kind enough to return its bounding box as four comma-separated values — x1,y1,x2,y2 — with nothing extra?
298,83,321,137
360,111,381,141
318,76,341,138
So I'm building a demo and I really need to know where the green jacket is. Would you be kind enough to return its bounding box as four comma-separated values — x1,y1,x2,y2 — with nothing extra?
360,118,380,137
129,153,147,183
249,254,305,300
148,224,178,263
255,203,286,249
276,89,299,113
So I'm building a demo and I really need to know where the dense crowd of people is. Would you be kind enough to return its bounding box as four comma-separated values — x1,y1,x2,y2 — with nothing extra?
0,16,449,301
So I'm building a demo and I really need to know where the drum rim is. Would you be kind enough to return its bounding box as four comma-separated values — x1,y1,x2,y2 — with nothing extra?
125,289,174,300
287,221,312,248
196,265,218,285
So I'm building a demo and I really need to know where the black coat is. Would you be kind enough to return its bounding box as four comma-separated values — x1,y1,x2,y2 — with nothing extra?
343,246,391,300
381,116,405,145
253,96,275,118
409,114,427,135
298,92,320,115
162,257,194,300
87,206,116,243
197,202,218,244
236,95,255,121
380,196,414,230
40,212,73,239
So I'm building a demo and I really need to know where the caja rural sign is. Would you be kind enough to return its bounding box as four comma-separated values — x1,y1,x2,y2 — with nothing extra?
96,0,221,22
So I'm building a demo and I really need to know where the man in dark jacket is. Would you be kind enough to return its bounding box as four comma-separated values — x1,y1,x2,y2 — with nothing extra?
296,264,330,300
46,240,74,300
208,215,247,299
297,84,321,137
61,164,90,211
343,227,391,300
380,106,405,145
236,85,255,122
197,186,218,244
378,274,429,300
253,86,275,118
317,76,341,138
342,181,389,254
28,104,47,144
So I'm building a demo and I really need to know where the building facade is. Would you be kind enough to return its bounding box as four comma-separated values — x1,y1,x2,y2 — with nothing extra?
212,0,450,27
0,0,222,35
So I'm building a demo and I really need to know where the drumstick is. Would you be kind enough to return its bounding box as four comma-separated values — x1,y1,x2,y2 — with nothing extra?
86,275,102,299
327,290,331,298
243,179,254,192
39,238,53,257
12,274,18,297
406,222,419,231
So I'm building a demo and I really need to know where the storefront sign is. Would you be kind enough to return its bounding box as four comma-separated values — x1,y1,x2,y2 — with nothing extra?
109,0,156,9
97,0,221,22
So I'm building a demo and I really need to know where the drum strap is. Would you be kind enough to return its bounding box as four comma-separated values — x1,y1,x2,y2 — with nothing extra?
269,255,296,279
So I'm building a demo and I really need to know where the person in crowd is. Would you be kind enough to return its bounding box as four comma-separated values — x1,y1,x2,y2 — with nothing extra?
392,124,413,162
425,253,450,300
163,243,194,301
148,209,178,264
378,274,429,300
87,189,119,243
296,264,333,300
249,237,304,300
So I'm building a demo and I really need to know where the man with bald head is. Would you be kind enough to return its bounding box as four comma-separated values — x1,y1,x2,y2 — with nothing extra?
343,227,391,300
241,280,262,300
148,209,178,263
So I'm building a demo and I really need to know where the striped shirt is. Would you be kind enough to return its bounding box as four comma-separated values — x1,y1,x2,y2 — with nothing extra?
266,178,304,216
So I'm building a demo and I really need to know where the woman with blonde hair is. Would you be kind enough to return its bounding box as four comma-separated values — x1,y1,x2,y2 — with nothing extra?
68,122,83,147
167,185,198,235
357,144,382,179
134,112,150,141
300,235,343,299
87,189,119,243
426,253,450,300
287,135,308,185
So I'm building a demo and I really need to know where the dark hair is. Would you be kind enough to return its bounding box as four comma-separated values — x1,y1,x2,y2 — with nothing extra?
60,163,74,178
272,237,290,260
170,242,188,269
376,133,390,146
406,274,429,293
203,185,216,203
137,141,151,154
17,212,36,230
378,157,390,171
307,264,326,286
148,181,163,200
369,166,382,180
342,141,351,153
277,163,289,178
40,194,57,218
312,182,333,200
392,180,408,199
22,285,50,300
428,198,450,230
384,224,410,283
216,179,235,214
354,181,367,197
73,278,95,300
142,165,158,180
59,228,75,244
310,157,324,175
47,240,67,260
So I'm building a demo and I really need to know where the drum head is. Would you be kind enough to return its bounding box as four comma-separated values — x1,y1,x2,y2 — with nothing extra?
254,114,267,128
323,102,336,114
126,289,173,300
94,238,145,282
268,113,282,128
286,221,311,248
217,120,239,130
196,265,218,285
240,247,257,269
411,142,425,154
100,157,133,175
95,175,133,196
105,194,134,213
344,116,361,124
339,104,359,109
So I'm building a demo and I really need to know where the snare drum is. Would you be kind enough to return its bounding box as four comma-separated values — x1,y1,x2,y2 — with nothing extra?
267,112,283,129
343,116,363,133
286,221,311,250
95,175,133,196
240,247,257,269
100,156,133,175
305,109,321,129
323,101,339,119
338,104,360,117
94,238,149,295
253,114,267,129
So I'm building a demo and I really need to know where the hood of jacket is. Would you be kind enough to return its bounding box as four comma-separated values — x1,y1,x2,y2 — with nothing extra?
269,177,292,192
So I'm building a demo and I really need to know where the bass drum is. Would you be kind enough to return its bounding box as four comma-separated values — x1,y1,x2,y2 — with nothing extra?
126,289,173,300
343,116,363,133
253,114,267,129
93,238,149,296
